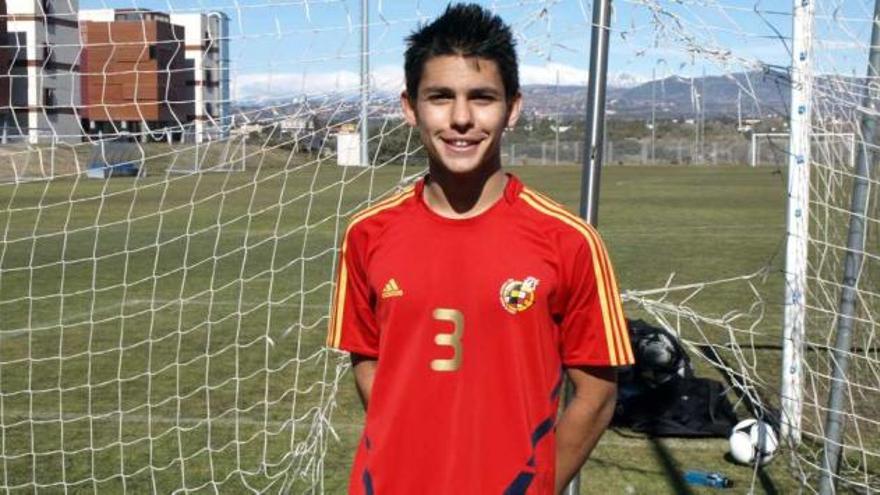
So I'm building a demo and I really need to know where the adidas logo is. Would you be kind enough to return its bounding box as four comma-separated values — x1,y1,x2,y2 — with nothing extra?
382,279,404,299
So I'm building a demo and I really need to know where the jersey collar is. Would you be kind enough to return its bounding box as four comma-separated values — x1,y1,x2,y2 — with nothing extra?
415,173,523,205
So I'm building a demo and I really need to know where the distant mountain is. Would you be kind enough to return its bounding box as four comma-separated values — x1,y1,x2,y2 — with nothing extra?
232,70,800,123
521,70,793,120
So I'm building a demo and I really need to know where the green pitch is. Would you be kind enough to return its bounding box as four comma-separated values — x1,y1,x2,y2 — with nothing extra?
0,161,802,493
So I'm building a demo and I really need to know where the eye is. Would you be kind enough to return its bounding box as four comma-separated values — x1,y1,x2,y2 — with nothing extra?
426,93,452,102
471,93,498,104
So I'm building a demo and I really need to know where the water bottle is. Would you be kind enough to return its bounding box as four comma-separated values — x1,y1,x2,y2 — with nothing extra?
684,470,733,488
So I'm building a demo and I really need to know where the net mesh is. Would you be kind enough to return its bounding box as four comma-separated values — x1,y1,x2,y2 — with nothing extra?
0,0,425,492
0,0,582,492
797,2,880,485
1,0,880,492
621,0,880,491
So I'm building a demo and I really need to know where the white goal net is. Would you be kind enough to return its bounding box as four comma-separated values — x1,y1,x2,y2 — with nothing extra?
2,0,880,493
621,0,880,493
0,1,593,493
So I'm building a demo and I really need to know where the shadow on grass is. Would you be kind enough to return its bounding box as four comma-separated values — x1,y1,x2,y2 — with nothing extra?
586,454,663,477
699,344,781,494
649,438,695,495
722,453,779,494
757,465,780,495
696,344,779,426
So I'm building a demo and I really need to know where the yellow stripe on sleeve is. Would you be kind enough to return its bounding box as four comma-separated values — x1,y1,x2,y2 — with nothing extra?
326,188,415,349
519,189,631,366
598,241,632,364
602,247,634,363
328,249,349,348
347,187,415,226
524,189,632,364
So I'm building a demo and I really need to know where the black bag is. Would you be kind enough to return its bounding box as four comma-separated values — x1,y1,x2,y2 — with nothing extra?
612,319,738,437
613,376,738,437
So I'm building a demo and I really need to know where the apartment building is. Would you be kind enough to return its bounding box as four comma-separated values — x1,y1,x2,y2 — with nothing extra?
0,1,11,115
5,0,81,143
78,9,229,143
169,12,229,142
78,9,192,140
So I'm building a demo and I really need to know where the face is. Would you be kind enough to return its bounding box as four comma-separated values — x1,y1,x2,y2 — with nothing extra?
401,55,522,176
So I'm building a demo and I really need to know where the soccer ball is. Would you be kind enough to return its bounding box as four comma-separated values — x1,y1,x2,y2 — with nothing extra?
728,419,779,465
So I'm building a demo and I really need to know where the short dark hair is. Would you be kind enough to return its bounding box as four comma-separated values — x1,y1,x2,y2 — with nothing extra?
404,3,519,103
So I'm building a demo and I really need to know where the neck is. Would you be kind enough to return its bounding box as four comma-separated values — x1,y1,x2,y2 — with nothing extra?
423,164,507,219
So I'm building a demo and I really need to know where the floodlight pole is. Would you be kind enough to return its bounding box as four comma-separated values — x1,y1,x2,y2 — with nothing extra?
568,0,612,494
360,0,370,167
651,67,656,164
578,0,612,225
818,0,880,493
780,0,814,447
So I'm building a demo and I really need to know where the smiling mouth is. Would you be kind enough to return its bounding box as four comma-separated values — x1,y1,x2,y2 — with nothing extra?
441,138,481,151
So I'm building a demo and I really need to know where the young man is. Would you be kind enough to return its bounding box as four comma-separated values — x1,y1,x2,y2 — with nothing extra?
326,3,633,494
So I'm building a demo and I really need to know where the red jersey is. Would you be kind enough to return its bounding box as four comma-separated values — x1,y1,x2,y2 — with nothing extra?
326,175,633,495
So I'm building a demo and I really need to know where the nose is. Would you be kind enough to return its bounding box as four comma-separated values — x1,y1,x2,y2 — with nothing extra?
450,96,473,131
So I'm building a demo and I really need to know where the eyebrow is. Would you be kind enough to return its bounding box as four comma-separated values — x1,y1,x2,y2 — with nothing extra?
421,86,502,97
469,87,502,97
421,86,453,95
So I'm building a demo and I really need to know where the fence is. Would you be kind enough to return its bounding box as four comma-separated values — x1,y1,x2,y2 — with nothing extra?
501,137,791,167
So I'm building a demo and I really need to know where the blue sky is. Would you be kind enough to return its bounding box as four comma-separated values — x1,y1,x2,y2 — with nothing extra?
79,0,877,101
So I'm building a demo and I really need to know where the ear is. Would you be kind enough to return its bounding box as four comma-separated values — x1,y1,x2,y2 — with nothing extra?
401,91,418,127
505,91,523,129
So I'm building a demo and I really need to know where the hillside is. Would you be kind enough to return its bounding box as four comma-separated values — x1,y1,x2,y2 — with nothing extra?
521,70,793,120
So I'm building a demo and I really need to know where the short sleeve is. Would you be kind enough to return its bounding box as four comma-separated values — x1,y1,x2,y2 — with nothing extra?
325,225,380,356
558,228,634,367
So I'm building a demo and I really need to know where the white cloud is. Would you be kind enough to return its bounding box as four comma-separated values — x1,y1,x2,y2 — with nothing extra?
519,62,590,86
233,65,404,101
232,61,645,101
521,62,647,87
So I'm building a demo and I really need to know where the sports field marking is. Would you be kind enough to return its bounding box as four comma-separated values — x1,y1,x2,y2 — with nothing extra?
0,410,732,451
2,298,332,340
1,409,317,429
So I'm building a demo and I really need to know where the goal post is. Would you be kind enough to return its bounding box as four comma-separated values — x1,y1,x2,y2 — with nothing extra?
164,132,249,174
751,132,856,169
780,0,814,446
750,132,787,168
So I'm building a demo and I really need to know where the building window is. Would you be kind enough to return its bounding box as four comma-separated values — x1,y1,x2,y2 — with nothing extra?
44,88,56,107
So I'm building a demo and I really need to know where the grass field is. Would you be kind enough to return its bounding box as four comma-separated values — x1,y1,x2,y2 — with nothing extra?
0,159,824,494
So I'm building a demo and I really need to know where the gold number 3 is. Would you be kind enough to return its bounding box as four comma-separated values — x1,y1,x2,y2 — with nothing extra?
430,308,464,372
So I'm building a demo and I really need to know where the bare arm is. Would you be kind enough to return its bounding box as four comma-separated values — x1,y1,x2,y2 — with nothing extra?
350,353,378,411
554,366,618,494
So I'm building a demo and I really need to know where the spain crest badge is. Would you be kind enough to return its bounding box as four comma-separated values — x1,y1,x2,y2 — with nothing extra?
499,276,540,314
